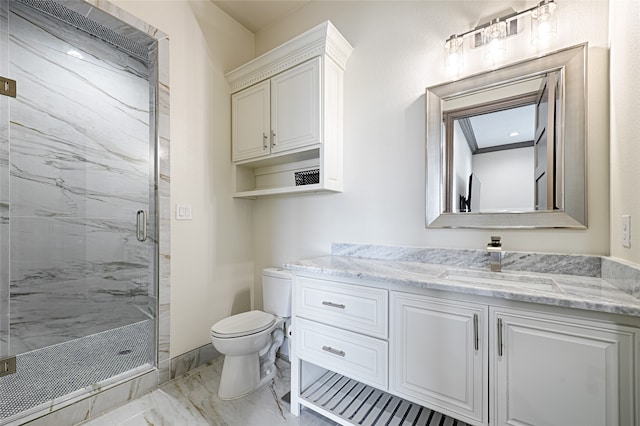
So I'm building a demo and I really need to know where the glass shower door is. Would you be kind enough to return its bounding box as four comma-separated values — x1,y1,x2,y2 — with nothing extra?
0,0,157,421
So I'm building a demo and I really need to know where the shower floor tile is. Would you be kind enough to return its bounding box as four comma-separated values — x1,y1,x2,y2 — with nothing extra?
0,320,153,422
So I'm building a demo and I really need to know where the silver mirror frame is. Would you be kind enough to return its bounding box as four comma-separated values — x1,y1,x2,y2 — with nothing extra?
426,43,587,229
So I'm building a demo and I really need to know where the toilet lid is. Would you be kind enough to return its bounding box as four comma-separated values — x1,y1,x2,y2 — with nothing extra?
210,310,275,338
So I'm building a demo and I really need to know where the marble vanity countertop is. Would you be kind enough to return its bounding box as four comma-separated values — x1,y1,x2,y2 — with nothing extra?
285,255,640,317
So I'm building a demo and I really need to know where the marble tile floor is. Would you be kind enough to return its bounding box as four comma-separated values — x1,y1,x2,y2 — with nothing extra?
80,357,336,426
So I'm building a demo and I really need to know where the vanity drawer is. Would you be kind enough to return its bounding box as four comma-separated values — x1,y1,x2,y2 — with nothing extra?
294,276,388,339
295,317,388,390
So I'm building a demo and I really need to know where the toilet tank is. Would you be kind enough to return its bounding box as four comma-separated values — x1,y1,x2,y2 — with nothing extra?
262,267,292,317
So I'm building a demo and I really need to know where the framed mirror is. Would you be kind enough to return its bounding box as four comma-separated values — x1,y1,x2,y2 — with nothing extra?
426,43,587,228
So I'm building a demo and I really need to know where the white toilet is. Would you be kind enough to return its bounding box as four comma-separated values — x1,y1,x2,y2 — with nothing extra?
210,267,292,399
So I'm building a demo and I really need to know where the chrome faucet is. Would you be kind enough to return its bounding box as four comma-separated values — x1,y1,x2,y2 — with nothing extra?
487,236,502,272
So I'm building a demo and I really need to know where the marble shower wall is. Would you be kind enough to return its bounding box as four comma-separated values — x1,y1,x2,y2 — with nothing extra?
5,1,154,354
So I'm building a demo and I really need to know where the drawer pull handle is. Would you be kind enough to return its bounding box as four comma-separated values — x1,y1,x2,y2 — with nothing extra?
322,301,345,309
322,346,345,357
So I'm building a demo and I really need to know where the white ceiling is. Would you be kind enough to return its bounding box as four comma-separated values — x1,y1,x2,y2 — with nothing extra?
212,1,310,33
469,104,536,149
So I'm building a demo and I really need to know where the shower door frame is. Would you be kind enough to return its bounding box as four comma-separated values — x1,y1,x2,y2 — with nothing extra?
0,0,171,423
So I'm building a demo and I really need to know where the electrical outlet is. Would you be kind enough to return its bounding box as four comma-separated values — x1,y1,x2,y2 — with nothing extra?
622,215,631,248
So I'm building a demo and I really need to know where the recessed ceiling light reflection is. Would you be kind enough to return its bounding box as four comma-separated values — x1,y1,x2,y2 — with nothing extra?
67,50,83,59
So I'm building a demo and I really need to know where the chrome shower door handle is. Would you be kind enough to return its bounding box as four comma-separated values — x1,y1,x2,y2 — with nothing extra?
136,210,147,242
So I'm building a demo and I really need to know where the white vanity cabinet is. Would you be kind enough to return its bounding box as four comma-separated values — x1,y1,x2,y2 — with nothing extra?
491,306,639,426
290,272,640,426
231,58,320,162
390,292,488,425
226,21,352,198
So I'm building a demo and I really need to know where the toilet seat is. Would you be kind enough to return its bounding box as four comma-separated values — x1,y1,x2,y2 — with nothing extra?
210,310,275,339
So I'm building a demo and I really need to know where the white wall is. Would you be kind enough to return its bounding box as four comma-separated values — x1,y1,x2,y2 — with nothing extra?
251,1,611,308
452,121,472,213
609,0,640,264
111,0,256,357
472,147,535,212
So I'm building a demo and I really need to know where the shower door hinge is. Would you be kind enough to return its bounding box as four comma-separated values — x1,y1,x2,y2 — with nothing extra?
0,76,17,98
0,356,16,377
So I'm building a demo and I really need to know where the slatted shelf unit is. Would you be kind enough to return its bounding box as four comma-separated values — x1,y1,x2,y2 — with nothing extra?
299,370,471,426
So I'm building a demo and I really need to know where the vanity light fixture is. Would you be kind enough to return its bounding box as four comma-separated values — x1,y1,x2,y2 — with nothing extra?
444,34,464,76
531,0,558,45
444,0,558,74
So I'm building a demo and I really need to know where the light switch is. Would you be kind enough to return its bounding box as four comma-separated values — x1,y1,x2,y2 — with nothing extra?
622,214,631,248
176,203,193,220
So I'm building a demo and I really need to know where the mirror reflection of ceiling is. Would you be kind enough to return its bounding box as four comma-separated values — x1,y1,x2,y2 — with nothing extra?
468,104,535,149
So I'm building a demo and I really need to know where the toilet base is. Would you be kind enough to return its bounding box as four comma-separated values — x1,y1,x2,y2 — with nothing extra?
217,353,277,400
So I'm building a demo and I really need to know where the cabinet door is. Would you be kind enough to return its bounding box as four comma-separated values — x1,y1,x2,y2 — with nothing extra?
492,308,638,426
232,80,270,161
270,57,320,153
390,292,488,426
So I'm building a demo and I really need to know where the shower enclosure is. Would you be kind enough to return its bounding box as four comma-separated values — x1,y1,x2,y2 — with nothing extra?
0,0,162,422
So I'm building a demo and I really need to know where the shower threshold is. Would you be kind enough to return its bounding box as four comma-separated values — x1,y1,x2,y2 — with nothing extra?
0,320,154,424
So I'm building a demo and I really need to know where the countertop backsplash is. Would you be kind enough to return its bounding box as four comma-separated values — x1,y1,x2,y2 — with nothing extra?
330,242,639,297
602,257,640,297
331,242,603,277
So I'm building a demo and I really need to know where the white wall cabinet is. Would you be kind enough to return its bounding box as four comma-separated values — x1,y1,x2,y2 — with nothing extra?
290,272,640,426
390,292,488,425
232,58,320,162
226,21,352,198
491,307,639,426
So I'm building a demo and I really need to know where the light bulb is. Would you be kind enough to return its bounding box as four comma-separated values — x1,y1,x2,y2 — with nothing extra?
538,17,552,40
484,20,507,62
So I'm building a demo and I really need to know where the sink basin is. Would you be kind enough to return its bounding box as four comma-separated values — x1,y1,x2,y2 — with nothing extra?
439,269,558,291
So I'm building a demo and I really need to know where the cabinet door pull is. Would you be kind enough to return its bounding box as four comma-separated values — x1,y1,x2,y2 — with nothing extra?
271,130,277,147
322,301,345,309
473,313,479,351
262,132,268,149
322,346,345,357
497,318,504,357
